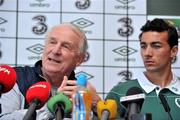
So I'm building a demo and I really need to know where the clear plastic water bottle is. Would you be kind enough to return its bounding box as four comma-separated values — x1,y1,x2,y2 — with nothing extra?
72,74,92,120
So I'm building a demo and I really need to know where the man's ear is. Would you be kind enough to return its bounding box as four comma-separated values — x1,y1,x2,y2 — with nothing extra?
76,53,86,67
171,45,178,58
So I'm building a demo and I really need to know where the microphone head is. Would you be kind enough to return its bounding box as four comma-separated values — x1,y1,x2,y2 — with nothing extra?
120,87,145,109
97,99,117,119
47,92,72,114
126,87,143,96
0,65,16,93
26,81,51,109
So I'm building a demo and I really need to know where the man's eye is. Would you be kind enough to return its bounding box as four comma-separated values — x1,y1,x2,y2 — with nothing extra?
50,41,55,44
140,45,146,49
63,44,72,50
49,40,56,44
152,45,161,48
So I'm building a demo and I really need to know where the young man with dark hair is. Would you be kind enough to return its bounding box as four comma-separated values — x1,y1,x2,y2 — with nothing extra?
106,18,180,120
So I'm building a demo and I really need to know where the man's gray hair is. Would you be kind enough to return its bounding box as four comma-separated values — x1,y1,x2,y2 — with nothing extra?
46,23,88,54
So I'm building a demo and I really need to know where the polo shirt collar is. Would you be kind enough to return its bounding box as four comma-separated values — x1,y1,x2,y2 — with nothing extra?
138,72,180,95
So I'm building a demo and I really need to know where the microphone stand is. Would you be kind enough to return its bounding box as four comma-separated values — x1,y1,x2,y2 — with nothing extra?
0,104,1,114
23,99,39,120
0,84,4,96
101,110,109,120
131,113,152,120
167,112,173,120
0,94,1,114
55,104,64,120
0,85,4,114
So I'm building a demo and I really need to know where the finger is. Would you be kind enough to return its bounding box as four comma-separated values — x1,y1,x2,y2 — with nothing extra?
66,80,77,86
61,76,68,87
87,81,96,94
63,91,74,96
62,91,74,100
62,85,77,92
92,94,101,105
69,98,73,102
57,76,68,92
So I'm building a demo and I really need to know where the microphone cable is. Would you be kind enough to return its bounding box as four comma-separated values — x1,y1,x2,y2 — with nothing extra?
159,93,173,120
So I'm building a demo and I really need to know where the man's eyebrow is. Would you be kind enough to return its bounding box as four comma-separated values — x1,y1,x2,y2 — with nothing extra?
151,41,162,44
49,36,55,39
140,41,146,44
47,36,56,41
140,41,162,44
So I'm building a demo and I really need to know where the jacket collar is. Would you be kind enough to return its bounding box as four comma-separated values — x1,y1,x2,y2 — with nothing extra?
34,60,76,80
138,72,180,95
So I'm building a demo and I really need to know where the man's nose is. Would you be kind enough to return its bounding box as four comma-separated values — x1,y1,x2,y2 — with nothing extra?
52,44,62,54
144,46,153,56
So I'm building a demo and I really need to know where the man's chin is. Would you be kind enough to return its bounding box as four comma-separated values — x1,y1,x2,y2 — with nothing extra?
44,66,62,73
146,67,158,72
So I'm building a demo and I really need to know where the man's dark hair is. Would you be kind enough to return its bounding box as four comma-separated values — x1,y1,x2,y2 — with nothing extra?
139,18,178,48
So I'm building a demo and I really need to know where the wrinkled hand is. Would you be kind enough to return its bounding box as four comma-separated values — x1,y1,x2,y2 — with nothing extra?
57,76,101,112
57,76,77,101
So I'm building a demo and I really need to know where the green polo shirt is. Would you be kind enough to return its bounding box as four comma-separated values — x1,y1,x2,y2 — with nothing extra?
106,72,180,120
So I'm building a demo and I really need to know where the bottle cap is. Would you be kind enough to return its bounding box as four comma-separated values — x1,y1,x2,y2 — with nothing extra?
77,74,87,87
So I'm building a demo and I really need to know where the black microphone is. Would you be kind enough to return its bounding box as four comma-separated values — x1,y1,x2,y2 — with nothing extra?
159,93,173,120
120,87,145,120
47,92,72,120
120,87,151,120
